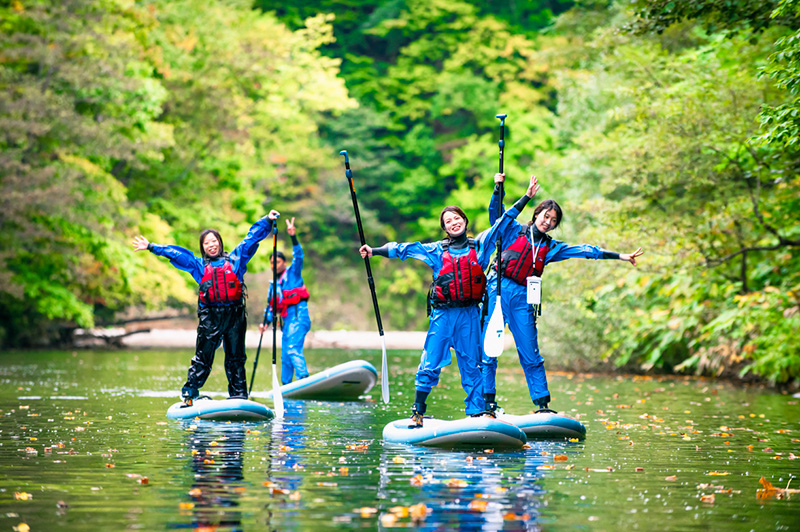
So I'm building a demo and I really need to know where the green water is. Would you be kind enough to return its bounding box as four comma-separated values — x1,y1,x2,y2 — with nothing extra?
0,349,798,531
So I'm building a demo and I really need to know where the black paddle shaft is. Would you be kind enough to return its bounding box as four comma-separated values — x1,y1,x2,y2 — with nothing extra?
340,151,385,336
249,219,279,395
271,225,279,365
495,114,506,297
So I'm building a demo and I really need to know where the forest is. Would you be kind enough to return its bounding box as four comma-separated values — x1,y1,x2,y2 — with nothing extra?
1,0,798,385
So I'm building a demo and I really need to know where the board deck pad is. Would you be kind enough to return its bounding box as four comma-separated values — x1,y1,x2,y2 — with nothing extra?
263,359,377,400
383,416,527,448
166,397,274,421
498,412,586,440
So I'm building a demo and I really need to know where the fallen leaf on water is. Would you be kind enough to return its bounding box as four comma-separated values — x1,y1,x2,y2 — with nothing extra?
665,475,677,481
554,455,568,462
409,503,428,522
537,465,555,470
355,507,378,517
13,524,30,532
188,488,202,497
708,472,730,476
178,502,194,509
388,506,409,518
700,494,715,503
14,493,32,501
635,467,644,472
503,513,531,521
392,456,406,464
446,478,468,488
569,438,580,443
757,477,800,499
339,467,349,476
410,474,424,486
469,499,489,511
346,444,369,452
289,491,301,501
380,514,397,526
279,445,291,452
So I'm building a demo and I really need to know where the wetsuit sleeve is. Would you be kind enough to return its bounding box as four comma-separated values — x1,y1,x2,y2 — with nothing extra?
488,184,506,226
545,240,619,264
148,244,204,283
385,241,440,269
475,200,526,268
370,244,390,258
229,216,274,277
289,238,304,277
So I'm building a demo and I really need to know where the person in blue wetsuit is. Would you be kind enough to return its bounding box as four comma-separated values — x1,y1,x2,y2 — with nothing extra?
482,173,643,414
359,206,491,427
132,209,280,405
259,217,312,384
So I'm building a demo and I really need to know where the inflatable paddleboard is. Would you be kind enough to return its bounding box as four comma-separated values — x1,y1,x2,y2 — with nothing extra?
383,416,527,448
264,359,377,400
498,412,586,440
166,397,274,421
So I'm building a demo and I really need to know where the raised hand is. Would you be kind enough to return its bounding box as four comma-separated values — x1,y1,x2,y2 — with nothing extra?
286,217,296,236
132,235,150,252
526,174,540,198
621,247,644,266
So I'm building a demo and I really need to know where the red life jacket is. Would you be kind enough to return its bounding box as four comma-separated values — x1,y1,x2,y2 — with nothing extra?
497,226,552,285
429,238,486,309
198,256,243,305
273,284,310,317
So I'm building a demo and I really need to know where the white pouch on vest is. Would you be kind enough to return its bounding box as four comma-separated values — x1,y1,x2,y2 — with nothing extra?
526,276,542,305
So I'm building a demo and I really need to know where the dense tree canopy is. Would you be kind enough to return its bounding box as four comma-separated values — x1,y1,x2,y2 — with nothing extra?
1,0,798,384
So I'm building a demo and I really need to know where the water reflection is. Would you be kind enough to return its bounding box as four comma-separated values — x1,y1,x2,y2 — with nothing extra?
172,421,247,531
377,443,563,531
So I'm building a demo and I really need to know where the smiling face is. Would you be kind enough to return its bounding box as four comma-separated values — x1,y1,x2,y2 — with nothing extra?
442,211,466,238
202,233,221,258
534,208,558,233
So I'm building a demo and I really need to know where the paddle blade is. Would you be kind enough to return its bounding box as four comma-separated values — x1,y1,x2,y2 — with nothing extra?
483,296,505,358
272,363,284,418
380,335,389,404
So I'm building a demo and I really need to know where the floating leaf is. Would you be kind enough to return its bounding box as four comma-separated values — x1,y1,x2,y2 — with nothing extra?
446,478,468,488
468,499,489,511
700,494,715,503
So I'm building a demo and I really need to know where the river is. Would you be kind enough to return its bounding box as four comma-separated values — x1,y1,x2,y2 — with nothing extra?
1,348,797,531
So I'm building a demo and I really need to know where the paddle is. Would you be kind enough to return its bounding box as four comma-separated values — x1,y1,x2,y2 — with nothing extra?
270,219,284,418
340,150,390,404
483,114,507,358
248,307,269,396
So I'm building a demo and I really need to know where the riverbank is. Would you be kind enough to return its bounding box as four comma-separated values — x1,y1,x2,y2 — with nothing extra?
76,327,519,350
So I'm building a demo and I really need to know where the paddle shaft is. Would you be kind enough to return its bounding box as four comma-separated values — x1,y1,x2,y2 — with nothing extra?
495,114,506,297
341,152,385,336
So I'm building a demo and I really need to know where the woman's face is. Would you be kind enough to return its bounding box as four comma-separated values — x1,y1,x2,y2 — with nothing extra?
442,211,466,238
534,208,558,233
202,233,221,258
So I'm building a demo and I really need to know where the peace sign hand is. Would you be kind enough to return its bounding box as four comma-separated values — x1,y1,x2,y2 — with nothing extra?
621,247,644,266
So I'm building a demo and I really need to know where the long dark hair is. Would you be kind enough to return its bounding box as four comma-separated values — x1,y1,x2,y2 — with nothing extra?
199,229,224,260
439,205,469,232
530,199,563,229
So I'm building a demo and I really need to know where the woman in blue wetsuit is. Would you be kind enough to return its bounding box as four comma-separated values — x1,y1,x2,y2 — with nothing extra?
132,209,280,405
259,217,312,384
359,205,500,427
482,173,642,414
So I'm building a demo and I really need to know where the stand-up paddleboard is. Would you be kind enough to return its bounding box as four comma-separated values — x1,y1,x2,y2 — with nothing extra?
166,397,274,422
498,412,586,440
383,416,527,449
263,359,377,400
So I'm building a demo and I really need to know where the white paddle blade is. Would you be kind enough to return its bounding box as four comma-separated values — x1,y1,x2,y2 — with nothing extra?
272,364,284,418
380,335,390,404
483,296,505,358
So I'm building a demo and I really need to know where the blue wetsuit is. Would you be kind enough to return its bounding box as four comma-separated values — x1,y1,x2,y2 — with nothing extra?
265,235,311,384
148,216,274,399
481,191,620,407
372,232,491,416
